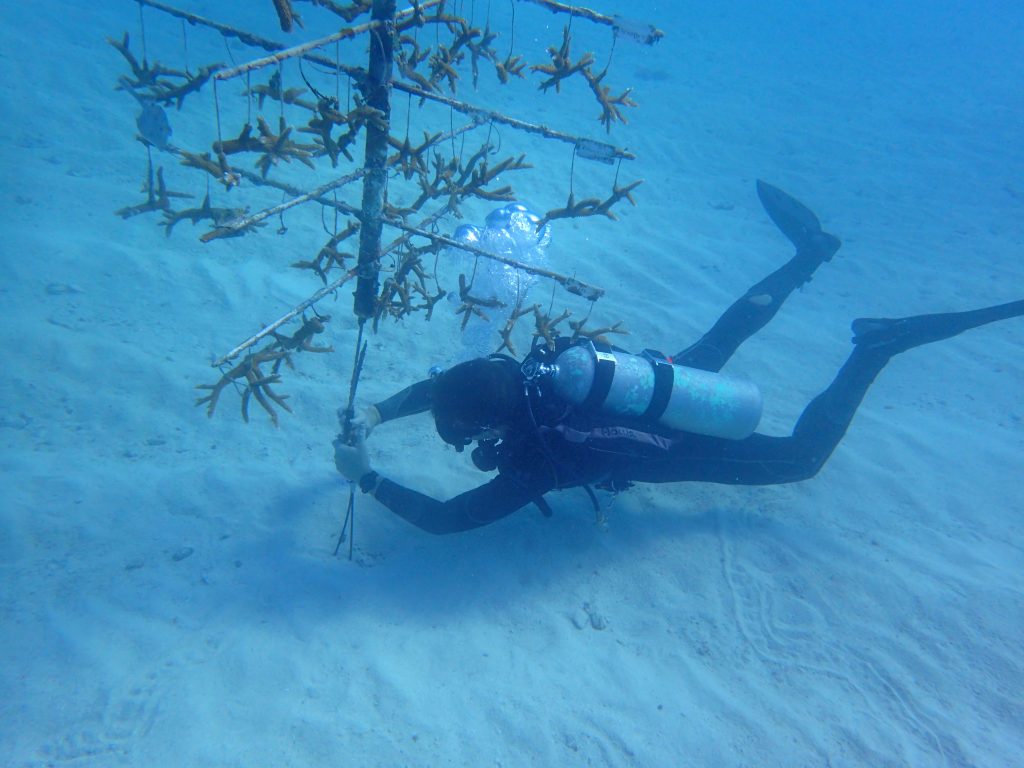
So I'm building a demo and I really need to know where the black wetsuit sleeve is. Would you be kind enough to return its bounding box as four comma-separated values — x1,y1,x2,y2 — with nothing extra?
373,378,433,423
372,471,552,535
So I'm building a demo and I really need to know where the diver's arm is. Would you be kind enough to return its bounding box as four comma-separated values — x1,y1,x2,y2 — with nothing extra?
351,378,433,435
366,471,551,535
372,378,434,423
335,433,547,533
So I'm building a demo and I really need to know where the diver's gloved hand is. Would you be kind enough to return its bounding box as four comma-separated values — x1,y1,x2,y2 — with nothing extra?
352,405,382,437
333,430,371,483
338,405,382,438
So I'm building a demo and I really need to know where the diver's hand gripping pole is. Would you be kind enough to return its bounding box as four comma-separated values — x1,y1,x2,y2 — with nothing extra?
339,405,358,446
334,333,369,560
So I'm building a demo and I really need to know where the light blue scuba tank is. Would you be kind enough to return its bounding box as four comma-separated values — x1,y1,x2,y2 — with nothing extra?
544,343,763,440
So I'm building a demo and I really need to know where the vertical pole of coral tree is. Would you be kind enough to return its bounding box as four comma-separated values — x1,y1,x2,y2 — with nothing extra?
353,0,396,321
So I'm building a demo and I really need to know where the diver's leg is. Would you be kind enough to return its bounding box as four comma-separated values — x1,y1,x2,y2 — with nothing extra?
640,300,1024,485
766,299,1024,480
675,180,841,372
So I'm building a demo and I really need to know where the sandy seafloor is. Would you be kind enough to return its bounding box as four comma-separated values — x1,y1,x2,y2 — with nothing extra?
2,1,1023,766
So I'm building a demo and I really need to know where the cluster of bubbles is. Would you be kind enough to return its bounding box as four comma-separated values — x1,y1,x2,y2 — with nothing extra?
446,203,551,358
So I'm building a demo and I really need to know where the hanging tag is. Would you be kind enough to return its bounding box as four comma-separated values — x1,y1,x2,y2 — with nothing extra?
563,277,604,301
612,15,664,46
575,139,618,165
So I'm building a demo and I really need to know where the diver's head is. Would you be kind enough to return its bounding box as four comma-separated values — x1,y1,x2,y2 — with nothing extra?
431,357,522,451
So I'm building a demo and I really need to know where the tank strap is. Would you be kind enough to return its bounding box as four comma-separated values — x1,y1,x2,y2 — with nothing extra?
545,423,677,452
582,349,616,409
642,357,675,422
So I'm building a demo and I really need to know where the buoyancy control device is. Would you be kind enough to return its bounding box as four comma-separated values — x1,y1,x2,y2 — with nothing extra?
523,341,763,440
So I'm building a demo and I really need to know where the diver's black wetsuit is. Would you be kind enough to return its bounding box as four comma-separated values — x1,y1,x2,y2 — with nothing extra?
359,183,1024,534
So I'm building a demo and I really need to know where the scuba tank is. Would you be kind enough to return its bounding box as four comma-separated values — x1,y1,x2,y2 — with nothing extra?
525,342,762,440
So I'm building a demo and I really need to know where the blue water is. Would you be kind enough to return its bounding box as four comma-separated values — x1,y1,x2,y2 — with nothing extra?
1,1,1022,766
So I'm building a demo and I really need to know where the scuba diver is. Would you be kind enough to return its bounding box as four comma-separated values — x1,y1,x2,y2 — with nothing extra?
333,181,1024,535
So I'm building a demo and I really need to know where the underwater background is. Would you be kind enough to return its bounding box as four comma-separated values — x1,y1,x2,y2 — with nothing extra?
1,1,1022,765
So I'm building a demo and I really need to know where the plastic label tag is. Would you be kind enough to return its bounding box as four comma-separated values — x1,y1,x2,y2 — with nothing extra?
613,15,663,46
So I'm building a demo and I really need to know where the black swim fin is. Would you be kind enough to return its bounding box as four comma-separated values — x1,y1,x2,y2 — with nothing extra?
852,299,1024,353
757,180,841,262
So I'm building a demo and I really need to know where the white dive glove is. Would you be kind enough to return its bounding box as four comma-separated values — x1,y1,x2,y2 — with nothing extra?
333,430,371,483
339,405,382,438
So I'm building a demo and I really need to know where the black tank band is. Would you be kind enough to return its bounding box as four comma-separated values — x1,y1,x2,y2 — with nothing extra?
583,350,616,410
642,359,675,422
